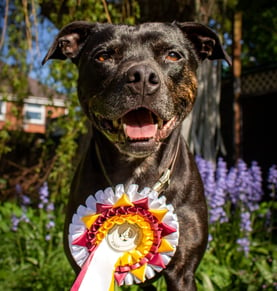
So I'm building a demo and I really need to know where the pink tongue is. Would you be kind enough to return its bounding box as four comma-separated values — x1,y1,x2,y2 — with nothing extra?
122,109,157,140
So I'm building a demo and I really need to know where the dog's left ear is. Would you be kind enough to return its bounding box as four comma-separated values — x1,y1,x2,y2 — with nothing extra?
174,22,232,66
42,21,96,65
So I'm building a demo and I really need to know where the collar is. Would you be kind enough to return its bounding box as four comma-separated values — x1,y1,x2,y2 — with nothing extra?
95,137,180,194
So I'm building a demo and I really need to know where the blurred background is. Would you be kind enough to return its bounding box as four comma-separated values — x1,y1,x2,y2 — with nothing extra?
0,1,276,290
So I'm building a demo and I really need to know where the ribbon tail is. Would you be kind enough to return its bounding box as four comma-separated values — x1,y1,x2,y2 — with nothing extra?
71,240,123,291
71,249,96,291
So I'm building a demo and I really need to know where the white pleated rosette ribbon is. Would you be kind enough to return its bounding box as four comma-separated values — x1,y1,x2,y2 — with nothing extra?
69,184,179,291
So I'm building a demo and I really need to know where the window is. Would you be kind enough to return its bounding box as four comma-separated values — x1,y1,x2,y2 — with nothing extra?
0,100,6,121
24,103,45,124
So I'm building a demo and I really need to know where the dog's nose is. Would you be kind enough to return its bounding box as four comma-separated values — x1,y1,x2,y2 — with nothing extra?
126,64,160,95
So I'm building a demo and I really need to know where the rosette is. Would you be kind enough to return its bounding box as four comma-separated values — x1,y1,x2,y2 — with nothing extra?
69,184,179,291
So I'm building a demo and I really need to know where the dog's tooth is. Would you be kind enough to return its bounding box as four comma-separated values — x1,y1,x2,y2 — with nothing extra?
119,129,125,142
158,118,164,129
112,119,119,129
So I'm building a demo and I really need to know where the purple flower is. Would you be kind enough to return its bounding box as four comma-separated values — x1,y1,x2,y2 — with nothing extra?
214,158,228,222
11,215,20,231
38,182,49,208
196,157,228,224
236,159,252,202
226,160,263,211
45,234,51,241
39,182,49,200
240,211,252,232
11,213,30,231
208,159,228,223
21,195,31,206
46,220,55,229
226,166,238,204
248,161,263,210
268,165,277,198
268,165,277,185
205,160,216,196
21,214,30,223
15,184,22,194
195,156,208,183
46,202,55,212
196,156,269,253
237,237,250,255
38,203,44,209
15,184,31,207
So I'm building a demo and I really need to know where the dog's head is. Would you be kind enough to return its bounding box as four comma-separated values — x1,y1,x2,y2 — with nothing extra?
43,21,230,158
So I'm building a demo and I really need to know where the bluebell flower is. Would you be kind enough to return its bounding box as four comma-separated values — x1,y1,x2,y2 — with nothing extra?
46,220,55,229
226,166,238,204
38,182,50,208
226,159,262,230
240,211,252,232
237,237,250,255
21,213,30,223
11,213,30,231
208,159,227,224
11,215,20,231
196,156,266,253
46,202,55,212
12,185,32,231
21,195,31,206
16,184,31,208
268,165,277,185
195,156,208,184
268,165,277,198
236,159,252,204
45,234,51,241
248,161,263,211
213,158,228,223
38,202,44,209
196,157,228,224
39,182,49,201
15,183,22,194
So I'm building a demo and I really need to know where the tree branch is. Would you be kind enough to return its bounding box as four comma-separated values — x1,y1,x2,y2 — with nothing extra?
0,0,9,50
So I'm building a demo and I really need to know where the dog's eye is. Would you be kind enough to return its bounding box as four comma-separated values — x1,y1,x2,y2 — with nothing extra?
165,51,182,62
95,52,112,62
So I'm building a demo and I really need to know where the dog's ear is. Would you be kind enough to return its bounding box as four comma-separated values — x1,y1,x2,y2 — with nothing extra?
174,22,232,66
42,21,96,65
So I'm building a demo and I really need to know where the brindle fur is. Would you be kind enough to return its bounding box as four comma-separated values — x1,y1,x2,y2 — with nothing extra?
43,21,230,291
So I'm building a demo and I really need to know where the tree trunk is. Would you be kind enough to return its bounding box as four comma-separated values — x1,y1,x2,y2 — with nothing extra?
232,11,242,160
182,61,226,161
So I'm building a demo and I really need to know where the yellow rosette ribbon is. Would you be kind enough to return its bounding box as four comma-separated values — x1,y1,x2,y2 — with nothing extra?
69,184,179,291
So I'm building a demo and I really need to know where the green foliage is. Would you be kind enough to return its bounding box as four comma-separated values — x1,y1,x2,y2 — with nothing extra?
0,191,166,290
196,201,277,291
0,185,276,290
0,1,276,290
39,0,140,27
43,61,88,204
241,1,277,67
0,201,75,290
0,125,11,157
0,0,140,202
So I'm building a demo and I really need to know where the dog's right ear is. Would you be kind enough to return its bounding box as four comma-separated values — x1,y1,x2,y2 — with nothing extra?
42,21,95,65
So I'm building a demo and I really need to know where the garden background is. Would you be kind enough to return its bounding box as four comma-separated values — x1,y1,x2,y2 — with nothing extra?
0,0,276,290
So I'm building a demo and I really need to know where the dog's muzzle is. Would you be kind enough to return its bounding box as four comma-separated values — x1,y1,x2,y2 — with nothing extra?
88,64,179,156
90,107,178,156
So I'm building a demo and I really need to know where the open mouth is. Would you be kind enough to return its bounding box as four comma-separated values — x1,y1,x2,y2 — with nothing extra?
93,107,177,143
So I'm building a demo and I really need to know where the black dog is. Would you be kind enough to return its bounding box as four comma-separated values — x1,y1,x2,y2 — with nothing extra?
43,21,230,291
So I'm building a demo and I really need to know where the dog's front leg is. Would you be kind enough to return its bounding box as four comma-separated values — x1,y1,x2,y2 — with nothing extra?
164,204,208,291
